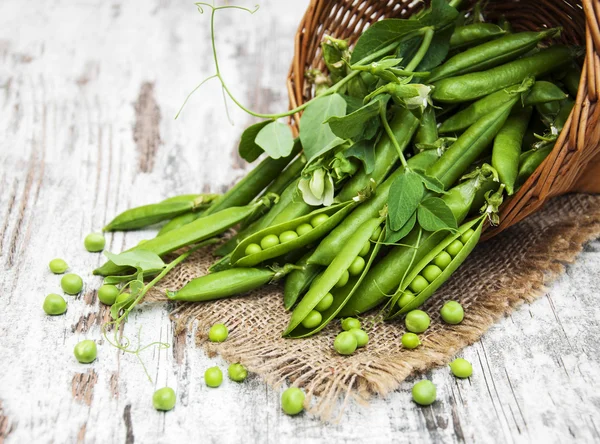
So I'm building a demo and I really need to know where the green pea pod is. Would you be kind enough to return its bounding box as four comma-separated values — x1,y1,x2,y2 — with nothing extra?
167,264,297,302
338,167,495,317
387,216,484,318
562,64,581,98
254,155,306,210
449,23,506,50
203,142,301,216
230,201,358,268
208,253,233,273
157,211,205,236
427,96,518,190
552,99,575,133
492,106,533,195
428,28,561,83
438,80,533,134
103,194,218,232
432,45,572,103
523,81,568,107
283,217,384,338
516,144,553,187
283,252,322,310
336,107,419,201
94,196,276,276
415,107,438,146
537,101,562,126
308,149,440,266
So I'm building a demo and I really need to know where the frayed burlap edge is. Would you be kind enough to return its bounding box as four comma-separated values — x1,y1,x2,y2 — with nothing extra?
147,194,600,422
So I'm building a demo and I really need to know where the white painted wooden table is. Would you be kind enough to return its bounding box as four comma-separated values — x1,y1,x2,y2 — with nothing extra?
1,1,600,443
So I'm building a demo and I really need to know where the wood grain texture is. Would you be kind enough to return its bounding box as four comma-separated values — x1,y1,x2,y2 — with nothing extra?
0,1,599,443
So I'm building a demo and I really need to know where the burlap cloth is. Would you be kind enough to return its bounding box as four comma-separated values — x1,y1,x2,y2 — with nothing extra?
148,193,600,421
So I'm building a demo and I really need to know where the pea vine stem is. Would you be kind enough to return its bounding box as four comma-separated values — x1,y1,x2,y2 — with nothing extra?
380,106,409,169
405,27,435,72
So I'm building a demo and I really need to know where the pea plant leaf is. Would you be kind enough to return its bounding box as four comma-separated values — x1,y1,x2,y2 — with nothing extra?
340,94,365,114
104,250,165,272
384,211,417,244
344,138,377,174
412,169,446,193
387,171,424,231
255,121,295,159
326,95,388,141
351,0,458,65
238,121,270,162
417,197,457,232
416,25,454,72
300,94,347,162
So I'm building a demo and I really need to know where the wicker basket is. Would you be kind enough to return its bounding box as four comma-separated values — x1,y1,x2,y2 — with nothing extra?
286,0,600,239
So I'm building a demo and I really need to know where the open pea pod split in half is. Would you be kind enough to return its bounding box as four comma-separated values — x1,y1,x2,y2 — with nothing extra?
230,200,359,268
283,216,384,338
387,215,484,319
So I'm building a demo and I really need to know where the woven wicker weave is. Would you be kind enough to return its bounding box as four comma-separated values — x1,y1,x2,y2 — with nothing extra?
286,0,600,238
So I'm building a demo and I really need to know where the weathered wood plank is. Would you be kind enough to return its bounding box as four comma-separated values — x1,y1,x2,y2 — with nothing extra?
1,1,600,443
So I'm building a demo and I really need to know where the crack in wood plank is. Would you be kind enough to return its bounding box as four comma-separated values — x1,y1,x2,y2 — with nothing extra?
0,400,15,444
123,404,134,444
71,370,98,406
133,82,161,173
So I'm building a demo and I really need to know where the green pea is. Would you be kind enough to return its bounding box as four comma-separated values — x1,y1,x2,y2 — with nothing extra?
412,380,437,406
341,317,361,331
245,243,262,256
440,301,465,324
446,239,464,257
422,265,442,282
401,332,421,349
204,366,223,388
334,331,357,355
48,258,68,274
73,340,97,364
260,234,280,249
43,293,67,315
61,273,83,295
460,229,475,244
314,293,333,312
334,270,349,288
97,284,119,305
433,251,452,270
301,310,322,329
279,230,299,243
152,387,176,411
115,292,133,309
359,241,370,257
349,328,369,347
228,363,248,382
398,290,415,308
281,387,305,416
405,310,431,333
449,358,473,378
296,223,313,236
310,213,330,228
84,233,105,252
370,225,382,242
348,256,366,276
408,275,429,293
208,323,229,342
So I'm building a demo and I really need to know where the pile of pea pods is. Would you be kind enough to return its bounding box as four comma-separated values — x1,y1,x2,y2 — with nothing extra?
96,0,581,347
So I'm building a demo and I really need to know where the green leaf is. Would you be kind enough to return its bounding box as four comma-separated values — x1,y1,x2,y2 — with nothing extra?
416,26,454,72
388,172,424,231
255,121,295,159
384,212,417,244
344,138,377,174
351,19,423,65
326,95,388,141
419,0,460,29
339,94,365,114
104,250,165,272
300,94,347,162
417,197,457,232
413,169,446,193
238,121,270,162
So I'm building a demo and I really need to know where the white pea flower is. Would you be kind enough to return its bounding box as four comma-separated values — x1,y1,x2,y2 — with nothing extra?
405,84,432,110
298,167,335,206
